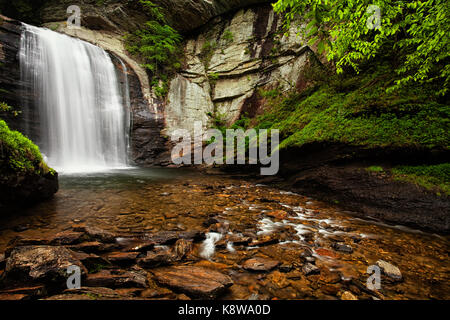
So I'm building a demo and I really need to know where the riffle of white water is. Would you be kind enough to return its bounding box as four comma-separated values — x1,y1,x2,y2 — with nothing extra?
20,24,130,173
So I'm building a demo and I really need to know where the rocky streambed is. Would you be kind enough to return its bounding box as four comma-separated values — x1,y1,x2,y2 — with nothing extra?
0,168,448,300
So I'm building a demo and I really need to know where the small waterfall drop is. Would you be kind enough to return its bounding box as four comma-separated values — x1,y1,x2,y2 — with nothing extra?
20,24,131,173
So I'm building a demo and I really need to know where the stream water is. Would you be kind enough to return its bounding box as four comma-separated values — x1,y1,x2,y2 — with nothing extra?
0,168,448,299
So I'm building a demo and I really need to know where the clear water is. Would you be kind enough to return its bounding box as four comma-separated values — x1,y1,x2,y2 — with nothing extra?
20,24,130,173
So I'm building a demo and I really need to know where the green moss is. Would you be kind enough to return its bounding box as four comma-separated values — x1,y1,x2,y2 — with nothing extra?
0,119,53,175
200,41,218,68
392,164,450,196
367,166,384,172
223,29,234,43
254,63,449,151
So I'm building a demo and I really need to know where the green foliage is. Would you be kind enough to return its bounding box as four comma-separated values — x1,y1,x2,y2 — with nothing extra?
367,165,384,172
392,163,450,195
254,62,450,151
0,0,46,24
223,29,234,43
1,101,21,117
273,0,450,96
200,41,218,68
125,0,182,98
0,119,53,175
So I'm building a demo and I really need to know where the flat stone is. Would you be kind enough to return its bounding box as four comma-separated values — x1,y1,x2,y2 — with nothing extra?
332,243,353,254
266,210,289,220
173,239,193,259
85,269,147,288
138,247,176,268
4,246,86,286
376,260,403,281
50,231,85,245
249,235,279,247
70,251,110,271
302,263,320,276
4,237,50,257
45,287,132,300
106,252,140,265
70,241,116,253
0,293,29,300
242,257,280,272
152,266,233,299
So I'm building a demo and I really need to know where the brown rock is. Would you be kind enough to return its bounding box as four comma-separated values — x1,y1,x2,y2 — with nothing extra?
70,241,115,253
85,269,147,288
140,287,175,299
0,253,5,269
106,252,140,265
0,285,46,298
4,246,86,285
242,257,280,272
4,237,50,257
45,287,131,300
341,291,358,300
173,239,193,259
0,293,29,300
50,231,85,245
302,263,320,276
152,266,233,299
70,251,111,270
145,231,205,245
249,235,279,247
266,210,289,220
138,247,176,268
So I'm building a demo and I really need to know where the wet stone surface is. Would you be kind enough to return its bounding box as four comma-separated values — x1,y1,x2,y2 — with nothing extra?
0,168,448,300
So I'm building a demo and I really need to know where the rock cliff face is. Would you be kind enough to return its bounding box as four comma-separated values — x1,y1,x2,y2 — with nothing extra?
2,1,312,165
164,4,313,137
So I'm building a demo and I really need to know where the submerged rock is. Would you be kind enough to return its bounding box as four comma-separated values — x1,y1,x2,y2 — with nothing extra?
242,257,280,272
376,260,403,282
332,243,353,254
152,266,233,299
138,247,176,268
50,231,85,245
72,225,116,243
106,252,140,265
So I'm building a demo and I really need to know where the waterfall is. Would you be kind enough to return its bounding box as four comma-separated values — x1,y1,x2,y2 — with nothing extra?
19,24,131,173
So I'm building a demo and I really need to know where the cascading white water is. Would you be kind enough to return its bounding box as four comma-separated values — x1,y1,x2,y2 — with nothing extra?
20,24,130,173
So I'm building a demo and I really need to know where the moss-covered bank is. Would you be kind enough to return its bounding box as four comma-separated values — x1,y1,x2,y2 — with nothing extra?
0,120,58,208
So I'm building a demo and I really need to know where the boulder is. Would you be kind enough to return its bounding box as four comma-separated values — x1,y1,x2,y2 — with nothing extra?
4,246,86,286
152,266,233,299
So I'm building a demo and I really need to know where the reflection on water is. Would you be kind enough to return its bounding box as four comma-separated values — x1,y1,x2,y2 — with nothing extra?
59,167,187,190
